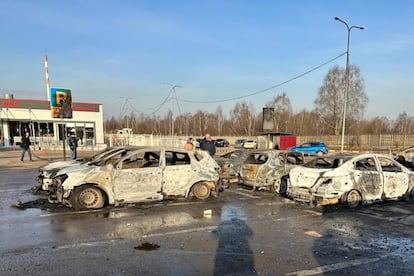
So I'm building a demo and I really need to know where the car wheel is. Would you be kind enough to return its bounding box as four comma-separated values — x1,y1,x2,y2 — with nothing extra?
70,185,105,210
192,182,211,200
346,189,362,208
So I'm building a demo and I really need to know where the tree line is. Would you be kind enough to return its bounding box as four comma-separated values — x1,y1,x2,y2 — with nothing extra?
105,65,414,137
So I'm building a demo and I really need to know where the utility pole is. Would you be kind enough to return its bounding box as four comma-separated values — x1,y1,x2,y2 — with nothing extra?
163,83,182,136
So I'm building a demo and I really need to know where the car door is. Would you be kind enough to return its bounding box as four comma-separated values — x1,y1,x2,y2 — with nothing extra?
241,153,269,186
113,150,163,203
299,143,312,153
162,150,196,196
377,156,409,198
353,156,383,201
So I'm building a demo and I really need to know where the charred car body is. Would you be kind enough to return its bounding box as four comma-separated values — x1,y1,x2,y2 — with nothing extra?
239,150,305,193
287,153,414,208
394,145,414,170
215,149,251,187
49,147,221,210
37,147,138,191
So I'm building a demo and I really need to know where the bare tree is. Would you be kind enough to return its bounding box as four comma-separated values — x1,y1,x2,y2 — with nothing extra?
215,106,225,136
393,112,414,135
229,101,256,136
314,65,367,135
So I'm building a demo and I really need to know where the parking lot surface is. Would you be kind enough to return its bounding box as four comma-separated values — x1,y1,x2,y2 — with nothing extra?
1,151,414,275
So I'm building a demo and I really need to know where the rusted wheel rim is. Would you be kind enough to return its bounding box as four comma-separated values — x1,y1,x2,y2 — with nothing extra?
193,183,211,200
346,190,362,208
79,188,100,207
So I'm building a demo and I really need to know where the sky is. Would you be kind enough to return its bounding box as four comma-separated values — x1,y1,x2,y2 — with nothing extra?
0,0,413,121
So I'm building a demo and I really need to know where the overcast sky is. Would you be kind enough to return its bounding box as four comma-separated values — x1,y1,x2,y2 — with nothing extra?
0,0,413,121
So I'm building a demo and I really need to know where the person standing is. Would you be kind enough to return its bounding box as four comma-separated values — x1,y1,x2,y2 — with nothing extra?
200,133,216,157
68,133,79,160
184,137,194,150
20,132,32,161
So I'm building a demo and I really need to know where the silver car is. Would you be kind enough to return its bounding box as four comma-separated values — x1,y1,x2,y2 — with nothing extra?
49,147,221,210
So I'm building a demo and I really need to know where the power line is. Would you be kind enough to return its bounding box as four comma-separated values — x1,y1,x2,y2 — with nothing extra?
177,52,347,104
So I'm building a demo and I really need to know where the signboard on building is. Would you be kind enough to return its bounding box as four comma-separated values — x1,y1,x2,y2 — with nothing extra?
50,88,72,118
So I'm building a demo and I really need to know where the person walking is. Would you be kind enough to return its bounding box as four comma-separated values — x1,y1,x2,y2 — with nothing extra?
20,132,33,161
200,133,216,157
184,137,194,150
68,133,79,160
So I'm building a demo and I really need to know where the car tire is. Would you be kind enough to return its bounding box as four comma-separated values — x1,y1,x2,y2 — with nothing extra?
192,182,211,200
345,189,362,208
70,185,106,210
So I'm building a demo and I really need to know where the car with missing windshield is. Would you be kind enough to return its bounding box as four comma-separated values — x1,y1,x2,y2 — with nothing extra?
393,145,414,170
239,150,305,193
287,153,414,208
49,147,221,210
37,147,138,191
288,141,328,155
214,149,251,187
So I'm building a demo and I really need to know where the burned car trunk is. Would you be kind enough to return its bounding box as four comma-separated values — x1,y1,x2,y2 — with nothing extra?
239,150,304,193
49,147,221,210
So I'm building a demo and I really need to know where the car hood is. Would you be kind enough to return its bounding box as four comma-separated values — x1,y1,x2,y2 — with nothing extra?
55,163,97,177
40,160,80,171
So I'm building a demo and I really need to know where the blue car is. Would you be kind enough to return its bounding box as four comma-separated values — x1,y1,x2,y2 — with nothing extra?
288,142,328,155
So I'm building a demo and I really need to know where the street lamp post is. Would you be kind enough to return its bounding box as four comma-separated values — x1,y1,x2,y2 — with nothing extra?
335,17,364,152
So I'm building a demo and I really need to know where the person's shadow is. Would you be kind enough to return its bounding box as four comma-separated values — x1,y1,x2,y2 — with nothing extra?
213,216,256,275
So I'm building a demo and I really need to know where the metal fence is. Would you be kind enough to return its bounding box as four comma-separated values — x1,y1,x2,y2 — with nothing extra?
106,133,414,152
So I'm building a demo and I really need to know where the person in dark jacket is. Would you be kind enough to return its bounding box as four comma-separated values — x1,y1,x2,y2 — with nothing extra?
20,132,32,161
68,133,79,160
200,133,216,157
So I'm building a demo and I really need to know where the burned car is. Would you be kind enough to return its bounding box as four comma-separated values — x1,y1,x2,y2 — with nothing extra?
49,147,221,210
37,147,137,191
394,145,414,170
214,149,251,187
239,150,304,193
287,153,414,208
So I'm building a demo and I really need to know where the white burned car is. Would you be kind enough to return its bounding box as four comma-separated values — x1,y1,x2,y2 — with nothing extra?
287,153,414,208
37,147,138,191
49,147,221,210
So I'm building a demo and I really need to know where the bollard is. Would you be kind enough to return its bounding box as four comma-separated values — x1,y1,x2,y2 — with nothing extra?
43,147,48,157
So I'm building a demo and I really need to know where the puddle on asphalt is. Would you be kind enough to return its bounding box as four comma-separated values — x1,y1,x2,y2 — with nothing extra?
220,204,246,222
134,242,160,251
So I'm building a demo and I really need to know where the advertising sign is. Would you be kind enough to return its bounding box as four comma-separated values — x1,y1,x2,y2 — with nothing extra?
50,88,72,118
